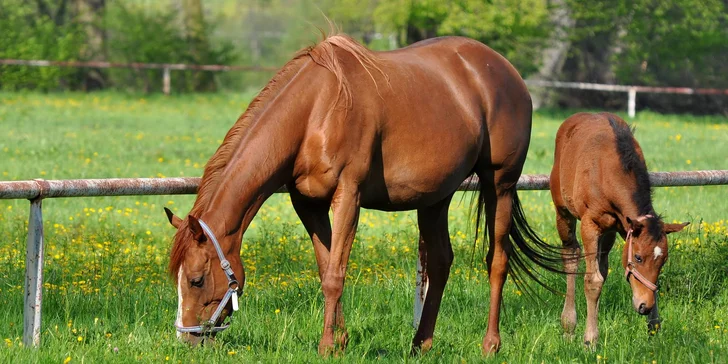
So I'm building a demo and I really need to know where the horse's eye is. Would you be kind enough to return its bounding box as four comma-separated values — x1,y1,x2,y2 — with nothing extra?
190,276,204,287
634,255,643,263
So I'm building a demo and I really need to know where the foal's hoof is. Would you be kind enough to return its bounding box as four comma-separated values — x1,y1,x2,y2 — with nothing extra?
562,332,575,342
648,320,661,335
481,335,501,356
583,340,597,352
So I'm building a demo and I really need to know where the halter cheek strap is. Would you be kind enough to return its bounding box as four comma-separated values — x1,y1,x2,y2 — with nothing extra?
175,219,241,335
624,216,659,292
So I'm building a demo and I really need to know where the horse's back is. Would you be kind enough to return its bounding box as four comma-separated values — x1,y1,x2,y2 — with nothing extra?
380,36,533,168
295,35,534,209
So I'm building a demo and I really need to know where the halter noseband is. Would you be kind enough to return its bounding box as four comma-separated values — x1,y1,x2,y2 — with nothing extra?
624,215,659,292
175,219,241,335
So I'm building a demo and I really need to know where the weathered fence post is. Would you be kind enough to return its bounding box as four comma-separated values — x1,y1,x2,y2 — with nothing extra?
628,88,637,118
163,67,171,95
23,197,44,348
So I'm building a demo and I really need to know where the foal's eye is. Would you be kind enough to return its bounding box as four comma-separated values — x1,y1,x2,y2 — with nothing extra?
190,276,204,287
634,255,643,263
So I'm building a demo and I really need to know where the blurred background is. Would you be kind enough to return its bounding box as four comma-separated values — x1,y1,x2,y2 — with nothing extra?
0,0,726,114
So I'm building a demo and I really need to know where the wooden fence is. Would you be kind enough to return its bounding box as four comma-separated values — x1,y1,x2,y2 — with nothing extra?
3,59,728,117
2,170,728,347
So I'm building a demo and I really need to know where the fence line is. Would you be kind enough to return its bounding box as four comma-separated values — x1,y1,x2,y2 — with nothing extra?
3,171,728,347
3,59,728,117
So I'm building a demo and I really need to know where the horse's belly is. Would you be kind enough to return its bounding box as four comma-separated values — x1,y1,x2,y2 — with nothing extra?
359,162,473,211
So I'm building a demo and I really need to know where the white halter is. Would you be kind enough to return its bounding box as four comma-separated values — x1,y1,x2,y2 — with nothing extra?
175,219,241,335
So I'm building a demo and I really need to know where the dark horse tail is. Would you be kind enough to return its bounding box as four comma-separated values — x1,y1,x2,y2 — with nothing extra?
473,182,569,297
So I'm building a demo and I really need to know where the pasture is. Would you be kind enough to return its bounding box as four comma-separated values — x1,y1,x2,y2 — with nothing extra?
0,92,726,363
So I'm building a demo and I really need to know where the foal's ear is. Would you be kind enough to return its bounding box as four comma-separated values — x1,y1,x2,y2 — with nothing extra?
626,216,645,235
164,207,183,229
187,215,207,243
665,221,690,235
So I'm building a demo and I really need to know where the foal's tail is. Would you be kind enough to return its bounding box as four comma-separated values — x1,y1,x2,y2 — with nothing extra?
473,181,568,297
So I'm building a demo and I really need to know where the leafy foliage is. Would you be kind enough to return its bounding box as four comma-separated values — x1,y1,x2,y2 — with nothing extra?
0,0,86,90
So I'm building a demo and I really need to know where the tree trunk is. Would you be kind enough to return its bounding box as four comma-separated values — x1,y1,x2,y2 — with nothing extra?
528,0,573,109
182,0,216,92
74,0,107,90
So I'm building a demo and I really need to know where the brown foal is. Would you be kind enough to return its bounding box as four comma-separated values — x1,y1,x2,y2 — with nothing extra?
550,112,688,347
165,34,563,356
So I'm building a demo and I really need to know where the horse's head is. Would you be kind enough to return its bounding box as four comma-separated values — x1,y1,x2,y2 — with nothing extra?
622,215,688,315
165,207,245,346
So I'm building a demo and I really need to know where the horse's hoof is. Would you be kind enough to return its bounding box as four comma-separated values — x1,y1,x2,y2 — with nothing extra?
410,338,433,356
562,332,575,341
318,343,333,357
481,335,501,356
317,330,348,357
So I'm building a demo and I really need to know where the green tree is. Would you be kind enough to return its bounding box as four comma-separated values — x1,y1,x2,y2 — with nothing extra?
561,0,728,113
372,0,551,77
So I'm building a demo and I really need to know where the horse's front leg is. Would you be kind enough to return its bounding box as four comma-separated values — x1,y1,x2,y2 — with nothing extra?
318,184,360,356
581,219,604,349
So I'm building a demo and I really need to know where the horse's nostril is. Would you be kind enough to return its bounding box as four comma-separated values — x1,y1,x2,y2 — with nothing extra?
638,303,652,315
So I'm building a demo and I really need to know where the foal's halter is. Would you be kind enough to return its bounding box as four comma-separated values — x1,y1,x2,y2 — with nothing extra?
624,216,659,292
175,219,241,335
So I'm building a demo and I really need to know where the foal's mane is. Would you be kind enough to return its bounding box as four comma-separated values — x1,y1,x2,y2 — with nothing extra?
606,114,662,240
169,33,384,278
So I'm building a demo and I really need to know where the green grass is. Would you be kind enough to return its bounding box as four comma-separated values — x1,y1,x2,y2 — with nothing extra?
0,92,726,363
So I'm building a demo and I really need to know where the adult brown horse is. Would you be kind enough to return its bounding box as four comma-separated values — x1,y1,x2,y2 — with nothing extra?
550,112,688,347
165,33,563,356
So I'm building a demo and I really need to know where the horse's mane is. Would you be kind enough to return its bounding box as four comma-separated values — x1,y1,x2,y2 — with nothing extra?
606,114,662,240
169,33,385,279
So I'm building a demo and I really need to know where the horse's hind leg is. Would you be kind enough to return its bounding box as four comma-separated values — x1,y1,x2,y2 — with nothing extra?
411,195,454,354
556,209,580,337
479,170,516,355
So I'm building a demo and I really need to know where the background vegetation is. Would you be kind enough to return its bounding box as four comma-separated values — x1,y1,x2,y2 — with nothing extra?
0,92,726,362
0,0,726,113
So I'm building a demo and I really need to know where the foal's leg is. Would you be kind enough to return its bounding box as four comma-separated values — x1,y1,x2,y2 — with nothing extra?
481,173,515,355
411,196,454,354
597,231,616,282
318,184,360,356
648,291,661,334
581,219,605,348
556,209,580,338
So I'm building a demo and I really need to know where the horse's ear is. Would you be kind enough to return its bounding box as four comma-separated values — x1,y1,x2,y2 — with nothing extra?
626,216,644,235
164,207,182,229
665,221,690,235
187,215,207,243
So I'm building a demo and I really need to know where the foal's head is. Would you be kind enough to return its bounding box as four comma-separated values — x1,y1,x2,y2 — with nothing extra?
165,208,245,345
622,215,688,314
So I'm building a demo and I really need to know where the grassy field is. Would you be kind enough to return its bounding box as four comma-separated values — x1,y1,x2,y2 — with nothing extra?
0,92,726,363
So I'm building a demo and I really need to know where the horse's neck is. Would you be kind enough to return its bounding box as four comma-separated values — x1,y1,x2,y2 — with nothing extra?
199,109,306,244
